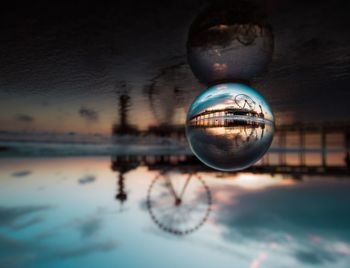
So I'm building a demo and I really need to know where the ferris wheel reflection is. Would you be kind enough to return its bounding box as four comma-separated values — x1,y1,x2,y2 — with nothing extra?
147,170,212,236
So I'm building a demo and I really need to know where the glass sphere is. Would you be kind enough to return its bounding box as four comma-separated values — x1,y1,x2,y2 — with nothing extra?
187,0,274,84
186,83,275,171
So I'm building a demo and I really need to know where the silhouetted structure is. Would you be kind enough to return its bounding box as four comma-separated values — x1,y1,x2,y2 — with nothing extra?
108,121,350,176
275,122,350,168
189,107,266,125
110,122,350,176
112,94,138,136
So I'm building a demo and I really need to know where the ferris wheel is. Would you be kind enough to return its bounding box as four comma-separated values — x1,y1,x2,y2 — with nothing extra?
234,94,256,110
147,171,211,235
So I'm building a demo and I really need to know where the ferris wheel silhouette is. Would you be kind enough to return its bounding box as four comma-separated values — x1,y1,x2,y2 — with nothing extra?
147,170,212,235
234,94,256,110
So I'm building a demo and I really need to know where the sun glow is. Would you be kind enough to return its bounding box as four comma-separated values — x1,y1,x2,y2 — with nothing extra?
230,173,296,190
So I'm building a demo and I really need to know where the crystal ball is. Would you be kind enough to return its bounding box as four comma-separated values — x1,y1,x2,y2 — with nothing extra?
186,83,275,171
187,0,274,84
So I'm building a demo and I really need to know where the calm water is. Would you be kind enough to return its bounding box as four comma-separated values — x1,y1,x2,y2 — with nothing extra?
1,157,350,268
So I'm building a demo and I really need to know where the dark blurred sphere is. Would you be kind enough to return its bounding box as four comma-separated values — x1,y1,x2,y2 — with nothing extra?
186,83,274,171
187,0,274,84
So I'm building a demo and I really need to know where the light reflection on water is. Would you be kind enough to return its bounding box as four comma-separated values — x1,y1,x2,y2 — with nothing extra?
0,157,350,268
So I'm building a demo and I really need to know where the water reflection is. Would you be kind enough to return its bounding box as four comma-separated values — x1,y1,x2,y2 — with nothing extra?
111,155,140,208
187,0,273,83
186,83,274,171
0,157,350,268
111,153,212,234
147,171,211,235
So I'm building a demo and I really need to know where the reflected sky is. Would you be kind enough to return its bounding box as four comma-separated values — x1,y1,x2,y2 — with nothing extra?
0,157,349,268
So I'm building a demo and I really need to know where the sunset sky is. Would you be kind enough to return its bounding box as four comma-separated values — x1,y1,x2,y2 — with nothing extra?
0,1,350,136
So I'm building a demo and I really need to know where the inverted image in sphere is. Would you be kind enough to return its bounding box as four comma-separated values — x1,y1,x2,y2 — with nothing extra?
186,83,274,171
187,0,274,84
